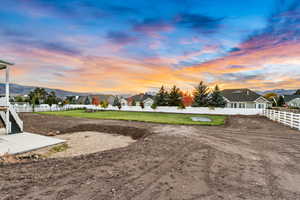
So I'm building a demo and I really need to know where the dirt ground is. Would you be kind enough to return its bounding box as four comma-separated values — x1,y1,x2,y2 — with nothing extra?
33,131,136,158
1,113,300,200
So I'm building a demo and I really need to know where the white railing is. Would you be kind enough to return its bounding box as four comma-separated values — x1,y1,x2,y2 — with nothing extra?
262,109,300,131
9,105,23,132
12,104,265,115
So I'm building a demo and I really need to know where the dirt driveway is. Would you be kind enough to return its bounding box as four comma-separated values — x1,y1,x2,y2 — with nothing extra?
1,113,300,200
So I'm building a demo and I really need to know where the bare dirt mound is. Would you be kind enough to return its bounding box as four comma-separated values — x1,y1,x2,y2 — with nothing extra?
62,124,151,140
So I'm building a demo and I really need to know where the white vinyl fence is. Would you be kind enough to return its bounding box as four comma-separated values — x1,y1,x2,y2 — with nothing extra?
262,109,300,130
13,104,265,115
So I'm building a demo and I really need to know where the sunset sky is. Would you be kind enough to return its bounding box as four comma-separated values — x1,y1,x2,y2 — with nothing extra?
0,0,300,94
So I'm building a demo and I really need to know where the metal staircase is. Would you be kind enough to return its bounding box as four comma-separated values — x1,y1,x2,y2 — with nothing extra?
0,60,23,135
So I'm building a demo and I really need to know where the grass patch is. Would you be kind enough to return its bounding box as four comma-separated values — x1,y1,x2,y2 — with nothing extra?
39,110,226,125
50,143,69,153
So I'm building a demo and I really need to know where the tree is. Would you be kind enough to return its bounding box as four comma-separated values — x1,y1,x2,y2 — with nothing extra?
192,81,209,107
132,99,136,106
294,89,300,95
100,100,109,108
277,95,285,107
45,91,58,109
208,85,226,107
92,97,100,106
113,97,122,109
14,96,25,102
66,96,76,104
168,85,182,106
154,86,169,106
264,93,278,106
182,92,193,107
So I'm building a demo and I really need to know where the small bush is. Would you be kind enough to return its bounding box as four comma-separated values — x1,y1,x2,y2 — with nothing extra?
177,103,186,110
50,143,69,153
151,103,158,110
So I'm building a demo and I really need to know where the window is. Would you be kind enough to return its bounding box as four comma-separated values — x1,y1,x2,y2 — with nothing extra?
239,103,245,108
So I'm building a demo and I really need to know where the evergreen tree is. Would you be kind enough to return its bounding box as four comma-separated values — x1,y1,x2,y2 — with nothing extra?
208,85,226,107
168,85,182,106
277,95,285,107
113,96,121,107
154,86,169,106
192,81,209,107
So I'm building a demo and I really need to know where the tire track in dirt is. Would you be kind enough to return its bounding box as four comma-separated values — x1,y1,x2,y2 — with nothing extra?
89,141,191,200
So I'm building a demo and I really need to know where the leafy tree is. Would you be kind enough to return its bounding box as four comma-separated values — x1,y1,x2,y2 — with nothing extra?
14,96,25,102
154,86,169,106
100,100,109,108
132,99,136,106
208,85,226,107
168,85,182,106
294,89,300,95
277,95,285,107
92,97,100,106
264,93,278,106
182,92,193,107
192,81,209,107
45,91,58,108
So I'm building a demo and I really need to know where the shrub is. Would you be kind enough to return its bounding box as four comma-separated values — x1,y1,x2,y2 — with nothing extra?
151,103,158,110
178,103,186,110
100,100,109,109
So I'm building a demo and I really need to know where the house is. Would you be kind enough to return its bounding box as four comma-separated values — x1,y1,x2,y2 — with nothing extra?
283,95,300,108
91,95,116,106
143,97,154,106
127,93,154,106
120,98,128,106
221,89,271,109
76,96,92,104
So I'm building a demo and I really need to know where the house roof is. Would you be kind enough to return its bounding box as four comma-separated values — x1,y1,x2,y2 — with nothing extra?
0,60,13,65
128,93,154,102
283,95,300,102
220,88,261,102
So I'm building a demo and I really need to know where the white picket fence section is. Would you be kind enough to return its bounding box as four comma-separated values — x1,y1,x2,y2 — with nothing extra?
262,109,300,130
12,104,265,115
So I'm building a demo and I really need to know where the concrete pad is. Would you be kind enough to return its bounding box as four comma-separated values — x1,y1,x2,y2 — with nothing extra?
0,132,65,156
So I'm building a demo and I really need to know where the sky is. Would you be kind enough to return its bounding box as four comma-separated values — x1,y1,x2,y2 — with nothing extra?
0,0,300,94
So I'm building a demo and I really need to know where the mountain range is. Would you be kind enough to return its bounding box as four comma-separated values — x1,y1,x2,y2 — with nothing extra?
0,83,297,97
256,89,297,96
0,83,89,97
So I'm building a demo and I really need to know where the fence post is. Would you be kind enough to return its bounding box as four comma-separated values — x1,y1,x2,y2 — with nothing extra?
290,112,292,127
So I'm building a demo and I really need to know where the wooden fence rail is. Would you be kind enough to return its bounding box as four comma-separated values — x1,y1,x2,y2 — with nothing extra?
262,109,300,131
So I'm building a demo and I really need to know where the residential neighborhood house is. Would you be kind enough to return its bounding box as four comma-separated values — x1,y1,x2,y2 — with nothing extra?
127,93,154,106
283,95,300,108
221,89,271,109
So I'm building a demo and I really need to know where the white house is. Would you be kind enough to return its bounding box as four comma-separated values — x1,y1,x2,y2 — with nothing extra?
283,95,300,108
221,89,271,109
143,97,154,106
120,98,128,106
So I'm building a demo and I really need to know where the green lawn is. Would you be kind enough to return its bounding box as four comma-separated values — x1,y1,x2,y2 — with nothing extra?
39,110,226,125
